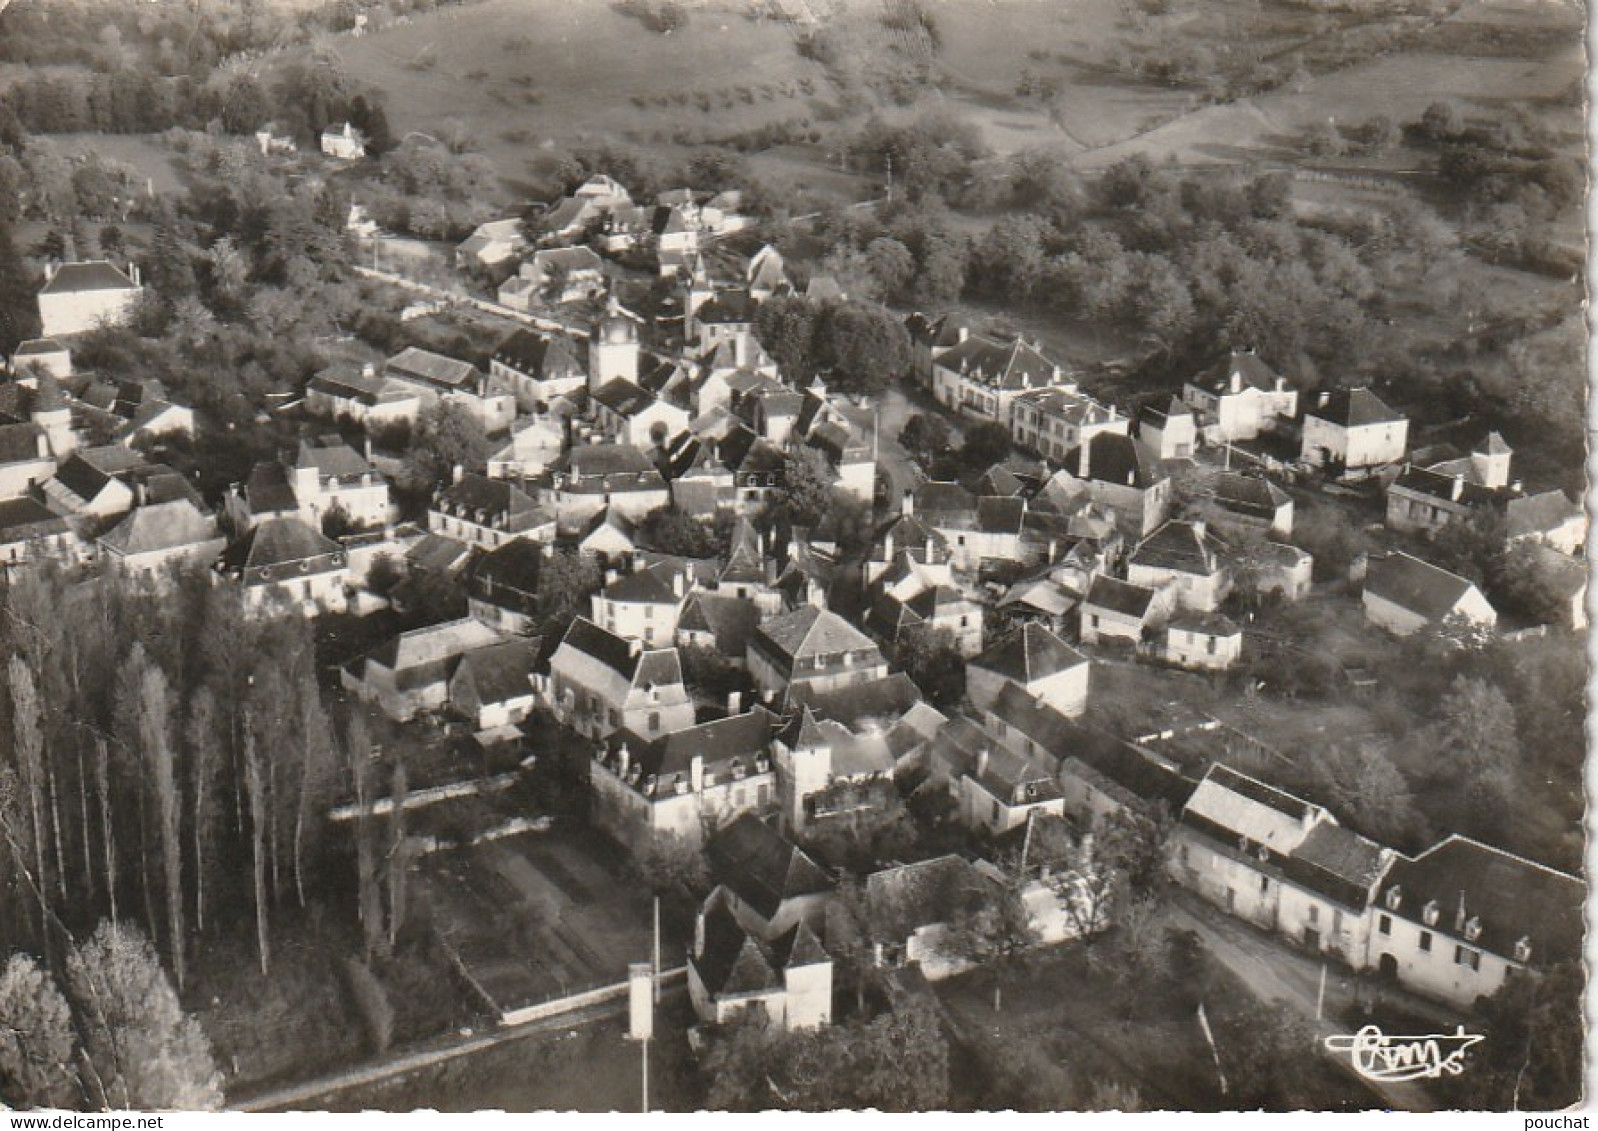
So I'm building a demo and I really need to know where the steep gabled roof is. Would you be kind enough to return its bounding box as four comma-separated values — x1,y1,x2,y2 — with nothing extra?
707,814,833,920
39,260,139,295
1129,520,1226,576
223,516,340,572
1182,764,1322,859
1083,574,1157,619
1504,490,1583,540
1310,387,1404,428
1364,551,1484,622
99,499,218,556
753,605,877,663
972,623,1087,686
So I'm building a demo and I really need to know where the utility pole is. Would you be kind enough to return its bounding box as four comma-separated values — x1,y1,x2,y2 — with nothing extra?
1316,963,1327,1022
653,894,661,1005
628,962,653,1114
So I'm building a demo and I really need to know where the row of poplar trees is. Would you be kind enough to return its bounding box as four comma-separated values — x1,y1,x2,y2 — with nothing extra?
0,561,403,1001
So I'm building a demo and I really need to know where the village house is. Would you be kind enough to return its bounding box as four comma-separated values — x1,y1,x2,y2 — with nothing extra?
855,855,999,981
384,347,516,434
228,436,392,535
1079,574,1169,646
705,814,832,942
1253,541,1315,602
954,731,1067,838
575,506,641,563
909,482,1027,572
0,497,81,568
688,890,832,1032
1360,550,1497,636
1207,471,1294,538
867,582,983,659
1126,520,1231,614
319,121,366,159
1181,350,1298,443
456,218,528,271
590,378,691,452
1505,489,1587,556
1056,728,1194,828
488,328,589,412
967,623,1090,716
0,424,59,503
591,560,690,646
675,590,761,662
931,333,1074,423
39,447,138,520
747,605,890,701
1300,387,1409,471
864,509,953,590
10,338,73,380
69,376,193,449
341,617,508,721
498,246,606,309
1369,835,1583,1008
546,616,694,740
447,637,540,730
97,498,226,584
1162,612,1243,671
465,537,546,636
906,311,977,384
1009,386,1127,462
429,472,554,551
218,516,349,616
1518,543,1586,630
305,365,422,431
589,707,782,849
770,706,898,835
486,414,565,480
1049,432,1173,537
546,442,670,532
1135,398,1199,462
36,261,144,338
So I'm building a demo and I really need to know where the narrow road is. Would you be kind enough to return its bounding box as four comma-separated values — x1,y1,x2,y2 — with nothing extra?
229,984,687,1112
1163,889,1452,1112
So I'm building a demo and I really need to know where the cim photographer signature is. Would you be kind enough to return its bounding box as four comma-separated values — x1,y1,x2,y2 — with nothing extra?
1322,1025,1485,1083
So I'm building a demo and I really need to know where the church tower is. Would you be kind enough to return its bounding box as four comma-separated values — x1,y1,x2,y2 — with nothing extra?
589,292,638,391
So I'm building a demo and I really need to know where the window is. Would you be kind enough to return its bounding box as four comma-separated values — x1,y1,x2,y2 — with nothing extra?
1454,946,1480,971
1379,914,1391,936
1419,931,1432,953
1206,636,1216,655
1333,910,1344,935
1259,875,1269,893
647,711,660,732
991,799,1000,823
1308,905,1319,925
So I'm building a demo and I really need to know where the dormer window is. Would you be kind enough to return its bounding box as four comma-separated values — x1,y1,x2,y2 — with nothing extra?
1463,916,1482,942
1422,900,1440,927
1384,886,1402,912
1514,936,1532,964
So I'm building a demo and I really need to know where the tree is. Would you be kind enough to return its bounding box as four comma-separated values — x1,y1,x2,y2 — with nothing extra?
1429,675,1518,826
898,412,953,471
814,301,912,396
959,420,1011,472
346,713,385,961
753,294,820,382
765,446,835,531
798,786,918,874
1310,744,1420,847
894,624,965,709
386,758,409,952
629,830,708,899
184,689,220,939
534,550,601,637
1210,998,1319,1109
0,215,41,357
637,506,725,558
406,401,488,487
0,952,79,1109
136,660,184,991
947,866,1037,1012
243,727,270,976
8,657,52,960
1087,893,1169,1019
66,921,221,1111
1440,959,1581,1110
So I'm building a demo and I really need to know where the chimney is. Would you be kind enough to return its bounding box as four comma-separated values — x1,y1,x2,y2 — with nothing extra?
1455,889,1467,934
1450,476,1463,502
690,754,704,794
693,908,706,958
1317,390,1331,409
363,435,373,462
36,432,49,459
882,530,894,561
671,569,684,598
362,362,375,378
44,260,58,284
727,690,742,714
452,463,464,484
617,743,630,779
1079,441,1091,480
136,480,147,506
127,262,141,287
628,637,643,657
956,326,969,343
901,488,914,517
924,535,934,561
604,568,619,587
975,748,990,780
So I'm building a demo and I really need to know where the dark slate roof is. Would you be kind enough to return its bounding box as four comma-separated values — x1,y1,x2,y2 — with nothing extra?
386,347,479,390
1191,350,1285,395
1281,822,1389,912
453,638,540,706
695,290,756,325
223,516,341,571
51,454,114,503
245,460,299,515
0,422,44,464
1389,465,1494,510
1063,730,1195,813
492,328,586,378
1311,387,1404,428
1129,520,1225,576
0,496,71,537
1504,490,1582,540
1376,835,1583,968
676,591,760,656
1363,551,1481,621
99,499,218,555
693,901,781,997
39,260,139,295
865,855,994,941
592,378,657,417
602,561,681,605
706,814,833,920
788,672,921,729
972,623,1087,685
935,334,1062,391
1213,472,1290,518
914,480,977,519
976,496,1026,536
558,616,641,677
1083,575,1157,619
1063,432,1151,488
753,605,877,663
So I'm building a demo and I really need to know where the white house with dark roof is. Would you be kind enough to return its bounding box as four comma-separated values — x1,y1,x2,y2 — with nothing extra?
1080,574,1169,645
747,605,889,700
1208,471,1293,538
429,472,553,551
546,616,694,740
219,516,349,616
589,707,782,848
1135,397,1198,462
319,121,366,159
0,497,81,568
98,498,225,585
771,706,898,834
1369,835,1583,1007
384,347,516,434
689,888,832,1031
456,218,527,271
37,261,143,337
1162,612,1243,671
42,451,136,519
447,637,540,730
1182,350,1298,442
590,378,691,451
1361,551,1496,636
1504,489,1586,556
489,328,588,412
1009,386,1127,462
10,338,72,379
1127,520,1231,613
1300,387,1409,470
931,334,1073,422
967,623,1090,716
341,617,507,720
547,442,669,533
305,365,422,430
1048,432,1173,537
591,559,689,646
499,245,605,308
465,537,546,635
